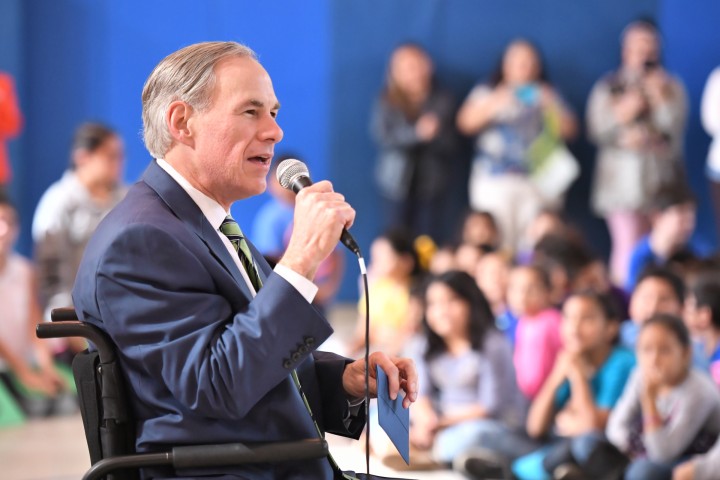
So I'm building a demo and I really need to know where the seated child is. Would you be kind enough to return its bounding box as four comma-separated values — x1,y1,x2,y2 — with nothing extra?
603,314,720,480
684,274,720,384
508,265,563,399
455,242,486,276
474,250,518,345
516,208,567,265
573,256,630,321
619,266,684,351
428,244,457,275
625,185,703,292
510,291,636,480
350,229,422,356
532,233,594,307
409,271,522,466
460,210,501,251
0,193,71,422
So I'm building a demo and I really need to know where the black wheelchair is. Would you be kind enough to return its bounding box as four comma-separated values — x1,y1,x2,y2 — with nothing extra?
36,308,328,480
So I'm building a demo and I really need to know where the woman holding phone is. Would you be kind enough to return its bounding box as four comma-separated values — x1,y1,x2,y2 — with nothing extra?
457,39,577,253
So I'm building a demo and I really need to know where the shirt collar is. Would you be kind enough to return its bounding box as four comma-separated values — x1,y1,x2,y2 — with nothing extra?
156,159,228,230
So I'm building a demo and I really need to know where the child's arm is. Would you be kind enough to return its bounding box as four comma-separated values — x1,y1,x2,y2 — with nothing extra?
410,395,439,450
27,268,63,380
0,338,57,395
526,351,570,438
556,357,603,436
643,374,720,463
606,369,642,454
438,405,488,429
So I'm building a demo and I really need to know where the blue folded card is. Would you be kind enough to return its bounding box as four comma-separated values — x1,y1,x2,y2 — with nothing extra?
376,365,410,465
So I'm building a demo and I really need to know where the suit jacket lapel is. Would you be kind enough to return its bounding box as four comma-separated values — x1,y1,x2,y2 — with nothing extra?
140,161,254,298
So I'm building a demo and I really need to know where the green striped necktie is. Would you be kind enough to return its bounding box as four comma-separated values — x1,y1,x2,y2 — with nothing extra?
219,216,263,291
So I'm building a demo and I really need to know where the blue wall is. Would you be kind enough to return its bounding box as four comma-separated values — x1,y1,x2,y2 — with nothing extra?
8,0,331,257
1,1,718,301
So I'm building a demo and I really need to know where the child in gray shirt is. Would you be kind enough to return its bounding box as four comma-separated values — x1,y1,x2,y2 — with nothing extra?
605,314,720,479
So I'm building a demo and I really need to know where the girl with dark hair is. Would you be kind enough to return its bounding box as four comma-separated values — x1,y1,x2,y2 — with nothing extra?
409,270,522,467
684,275,720,386
457,39,577,252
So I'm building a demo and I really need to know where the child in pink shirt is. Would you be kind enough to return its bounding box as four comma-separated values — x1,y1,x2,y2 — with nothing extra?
508,265,563,399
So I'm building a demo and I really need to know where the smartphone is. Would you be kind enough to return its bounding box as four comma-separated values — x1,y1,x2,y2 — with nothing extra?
515,84,539,106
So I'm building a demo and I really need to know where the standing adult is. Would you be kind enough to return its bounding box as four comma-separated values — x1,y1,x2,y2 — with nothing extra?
587,20,688,286
371,43,460,243
457,39,577,252
701,65,720,240
72,41,417,479
0,71,23,192
32,123,127,329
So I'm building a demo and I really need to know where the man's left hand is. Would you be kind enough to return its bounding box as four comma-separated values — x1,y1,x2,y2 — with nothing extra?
342,352,417,409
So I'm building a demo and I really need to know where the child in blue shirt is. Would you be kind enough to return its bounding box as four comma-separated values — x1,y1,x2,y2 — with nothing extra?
512,291,636,480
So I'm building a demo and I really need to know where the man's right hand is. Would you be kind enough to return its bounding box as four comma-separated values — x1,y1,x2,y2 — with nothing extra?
279,180,355,280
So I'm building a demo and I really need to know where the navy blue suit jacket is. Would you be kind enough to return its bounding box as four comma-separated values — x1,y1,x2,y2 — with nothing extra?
72,161,363,479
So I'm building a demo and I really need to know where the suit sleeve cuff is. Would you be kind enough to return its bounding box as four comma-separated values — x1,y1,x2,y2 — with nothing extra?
274,263,318,303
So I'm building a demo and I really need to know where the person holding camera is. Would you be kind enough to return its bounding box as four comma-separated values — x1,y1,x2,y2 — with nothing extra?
457,39,577,253
587,19,688,287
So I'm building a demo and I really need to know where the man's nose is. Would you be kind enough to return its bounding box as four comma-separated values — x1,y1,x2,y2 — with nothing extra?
260,115,283,144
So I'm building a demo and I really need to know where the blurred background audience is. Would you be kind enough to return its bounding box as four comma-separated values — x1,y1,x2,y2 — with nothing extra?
457,39,577,252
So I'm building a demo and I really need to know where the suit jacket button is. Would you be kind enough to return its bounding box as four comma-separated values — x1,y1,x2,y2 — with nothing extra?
299,345,309,354
291,351,301,362
304,337,315,347
283,359,292,369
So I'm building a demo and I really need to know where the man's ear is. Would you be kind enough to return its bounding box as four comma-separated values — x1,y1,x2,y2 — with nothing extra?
166,101,194,148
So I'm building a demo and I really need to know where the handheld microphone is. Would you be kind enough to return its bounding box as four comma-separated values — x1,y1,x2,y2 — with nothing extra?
276,159,361,255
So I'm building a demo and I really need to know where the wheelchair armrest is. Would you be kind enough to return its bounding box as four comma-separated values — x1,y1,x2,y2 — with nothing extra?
82,439,329,480
50,307,80,321
172,438,329,469
36,321,117,364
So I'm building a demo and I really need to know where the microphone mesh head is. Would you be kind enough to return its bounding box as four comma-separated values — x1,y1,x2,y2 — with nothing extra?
276,159,309,190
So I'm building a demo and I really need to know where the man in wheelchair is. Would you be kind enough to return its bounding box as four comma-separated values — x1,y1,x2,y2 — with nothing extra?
69,41,418,479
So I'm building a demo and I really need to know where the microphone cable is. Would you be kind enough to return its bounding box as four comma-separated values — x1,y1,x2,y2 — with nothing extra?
356,249,371,476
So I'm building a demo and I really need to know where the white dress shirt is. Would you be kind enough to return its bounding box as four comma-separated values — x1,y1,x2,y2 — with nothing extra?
156,159,318,303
